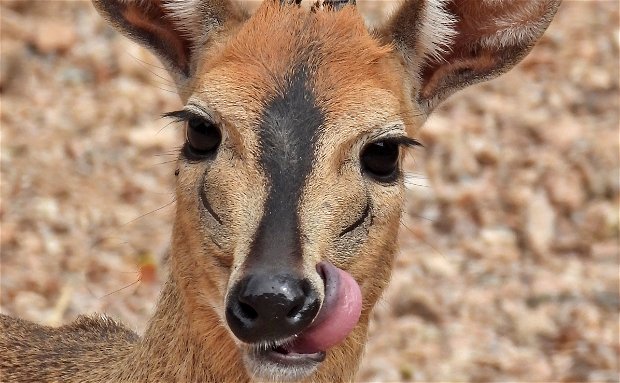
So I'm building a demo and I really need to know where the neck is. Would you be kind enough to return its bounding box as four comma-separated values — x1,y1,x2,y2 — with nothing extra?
115,276,249,383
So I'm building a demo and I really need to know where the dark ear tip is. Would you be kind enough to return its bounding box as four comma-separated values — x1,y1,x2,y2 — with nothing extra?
91,0,121,12
307,0,356,11
325,0,356,10
90,0,129,23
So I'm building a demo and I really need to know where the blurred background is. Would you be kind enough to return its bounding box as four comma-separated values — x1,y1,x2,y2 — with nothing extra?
0,1,618,381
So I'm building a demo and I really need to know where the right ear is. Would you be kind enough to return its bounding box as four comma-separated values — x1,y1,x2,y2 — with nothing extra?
92,0,247,84
380,0,561,114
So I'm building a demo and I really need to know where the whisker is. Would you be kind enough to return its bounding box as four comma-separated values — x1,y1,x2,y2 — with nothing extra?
99,279,141,299
153,159,179,166
157,119,182,135
125,52,220,95
404,173,431,189
407,213,436,223
125,51,189,81
405,183,431,188
122,198,176,226
81,237,140,299
399,219,446,260
403,172,427,179
126,53,175,82
153,152,179,157
154,146,183,157
151,84,183,95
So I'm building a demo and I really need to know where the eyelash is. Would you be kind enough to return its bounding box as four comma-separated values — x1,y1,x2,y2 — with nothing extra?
378,136,423,149
163,110,424,157
162,109,200,123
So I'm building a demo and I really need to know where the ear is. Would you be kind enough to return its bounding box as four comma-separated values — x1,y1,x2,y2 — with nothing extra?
381,0,561,113
92,0,247,84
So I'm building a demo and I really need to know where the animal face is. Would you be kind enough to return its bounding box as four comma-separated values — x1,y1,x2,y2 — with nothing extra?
92,0,560,380
167,6,415,379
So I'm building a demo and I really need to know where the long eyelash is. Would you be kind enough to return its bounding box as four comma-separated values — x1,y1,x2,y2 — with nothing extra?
390,136,425,148
161,110,194,122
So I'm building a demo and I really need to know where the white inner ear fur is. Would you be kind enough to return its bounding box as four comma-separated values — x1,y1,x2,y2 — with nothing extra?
410,1,556,67
401,0,457,88
416,0,457,65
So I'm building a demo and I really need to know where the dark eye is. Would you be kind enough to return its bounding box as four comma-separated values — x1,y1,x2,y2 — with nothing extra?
360,140,400,181
186,117,221,156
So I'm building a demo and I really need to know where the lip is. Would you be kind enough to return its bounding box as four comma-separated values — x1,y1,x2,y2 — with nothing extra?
258,345,326,364
243,342,325,381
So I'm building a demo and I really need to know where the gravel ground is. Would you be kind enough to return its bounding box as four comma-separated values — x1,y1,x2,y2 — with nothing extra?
1,1,618,382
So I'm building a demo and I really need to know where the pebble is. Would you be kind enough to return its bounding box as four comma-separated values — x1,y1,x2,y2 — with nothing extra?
526,190,556,257
32,21,76,54
479,227,519,261
14,291,49,321
546,172,586,210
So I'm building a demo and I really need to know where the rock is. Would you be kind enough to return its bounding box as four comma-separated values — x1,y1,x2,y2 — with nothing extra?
540,117,583,151
545,171,585,210
420,253,458,278
392,290,443,324
471,137,500,166
582,202,618,240
419,114,451,144
14,291,49,321
526,190,556,257
0,40,22,92
479,227,520,261
32,21,76,54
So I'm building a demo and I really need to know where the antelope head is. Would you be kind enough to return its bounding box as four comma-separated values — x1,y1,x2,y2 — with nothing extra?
92,0,561,381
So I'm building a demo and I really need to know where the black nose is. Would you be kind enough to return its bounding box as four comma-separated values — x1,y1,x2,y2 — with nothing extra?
226,273,320,343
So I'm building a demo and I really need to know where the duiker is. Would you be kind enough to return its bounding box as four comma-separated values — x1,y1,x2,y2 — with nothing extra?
1,0,560,382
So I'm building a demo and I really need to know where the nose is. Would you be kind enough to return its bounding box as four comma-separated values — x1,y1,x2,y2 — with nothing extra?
226,273,320,343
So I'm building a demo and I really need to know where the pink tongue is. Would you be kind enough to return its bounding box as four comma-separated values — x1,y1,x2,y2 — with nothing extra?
287,264,362,354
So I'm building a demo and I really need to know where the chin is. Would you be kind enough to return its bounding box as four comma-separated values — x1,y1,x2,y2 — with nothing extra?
241,342,325,382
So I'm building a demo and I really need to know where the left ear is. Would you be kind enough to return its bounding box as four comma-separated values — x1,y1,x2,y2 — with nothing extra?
380,0,562,114
92,0,248,87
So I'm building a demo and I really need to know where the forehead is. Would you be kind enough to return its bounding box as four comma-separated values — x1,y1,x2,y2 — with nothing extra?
191,2,410,132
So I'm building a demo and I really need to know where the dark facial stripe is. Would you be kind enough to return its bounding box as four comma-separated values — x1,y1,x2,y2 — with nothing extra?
248,66,324,271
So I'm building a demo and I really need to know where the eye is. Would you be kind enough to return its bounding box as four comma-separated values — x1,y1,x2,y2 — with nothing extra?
186,117,221,156
360,140,400,181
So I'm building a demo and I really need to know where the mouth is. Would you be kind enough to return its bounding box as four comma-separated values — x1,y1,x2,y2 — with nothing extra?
243,343,325,382
242,261,362,381
244,340,326,379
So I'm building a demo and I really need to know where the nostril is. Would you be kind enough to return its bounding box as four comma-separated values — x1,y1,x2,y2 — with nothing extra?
239,302,258,320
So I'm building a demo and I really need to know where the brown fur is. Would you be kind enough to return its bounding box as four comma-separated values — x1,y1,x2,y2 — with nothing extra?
0,1,561,382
